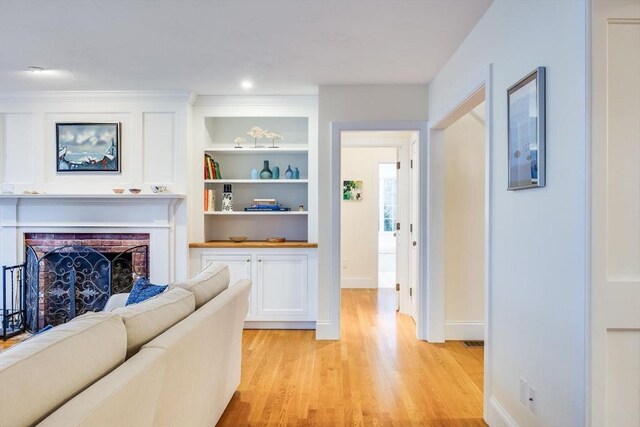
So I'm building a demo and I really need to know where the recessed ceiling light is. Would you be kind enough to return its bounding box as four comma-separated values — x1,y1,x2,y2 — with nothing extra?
241,80,253,89
28,66,45,73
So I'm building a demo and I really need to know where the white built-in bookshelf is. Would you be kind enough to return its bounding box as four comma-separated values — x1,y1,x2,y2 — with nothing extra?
201,116,311,241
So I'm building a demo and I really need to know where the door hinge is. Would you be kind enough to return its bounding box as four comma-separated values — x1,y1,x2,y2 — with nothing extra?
396,222,400,231
396,161,401,170
410,288,413,297
410,224,413,233
396,283,400,292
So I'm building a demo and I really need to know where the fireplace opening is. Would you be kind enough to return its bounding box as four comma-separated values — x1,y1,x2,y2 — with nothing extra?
23,233,150,332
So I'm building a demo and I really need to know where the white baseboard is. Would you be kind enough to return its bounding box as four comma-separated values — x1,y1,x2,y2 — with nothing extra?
315,321,339,340
445,321,485,340
340,277,376,288
486,396,519,427
244,321,316,330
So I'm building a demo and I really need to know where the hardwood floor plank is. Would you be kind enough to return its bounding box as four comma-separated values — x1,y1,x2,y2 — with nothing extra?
218,289,486,426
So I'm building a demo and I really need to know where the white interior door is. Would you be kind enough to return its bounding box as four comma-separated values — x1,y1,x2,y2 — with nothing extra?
410,138,420,322
590,2,640,425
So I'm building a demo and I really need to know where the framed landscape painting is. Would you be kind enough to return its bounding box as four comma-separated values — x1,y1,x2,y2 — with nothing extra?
507,67,545,190
56,123,121,172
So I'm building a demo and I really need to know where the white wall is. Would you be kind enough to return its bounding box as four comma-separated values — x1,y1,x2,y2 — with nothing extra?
318,85,428,338
428,1,587,426
444,112,485,340
340,146,396,288
0,91,192,279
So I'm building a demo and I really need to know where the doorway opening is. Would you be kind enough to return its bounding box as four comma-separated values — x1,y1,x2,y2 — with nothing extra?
339,130,418,319
443,102,486,341
427,79,491,419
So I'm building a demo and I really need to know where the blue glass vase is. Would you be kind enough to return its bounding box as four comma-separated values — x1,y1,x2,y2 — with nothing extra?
260,160,272,179
285,165,293,179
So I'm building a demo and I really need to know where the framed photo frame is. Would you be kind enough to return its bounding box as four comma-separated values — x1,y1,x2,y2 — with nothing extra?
56,123,121,172
507,67,545,190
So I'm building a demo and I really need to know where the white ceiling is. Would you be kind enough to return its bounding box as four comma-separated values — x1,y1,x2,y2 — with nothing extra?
0,0,492,95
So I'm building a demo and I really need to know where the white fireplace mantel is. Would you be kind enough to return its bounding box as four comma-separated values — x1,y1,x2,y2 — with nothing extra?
0,193,187,283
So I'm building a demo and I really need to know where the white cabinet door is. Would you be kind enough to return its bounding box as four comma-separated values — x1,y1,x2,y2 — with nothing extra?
256,254,309,320
201,254,254,318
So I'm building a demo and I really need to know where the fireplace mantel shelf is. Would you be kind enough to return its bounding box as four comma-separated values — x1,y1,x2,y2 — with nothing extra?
0,193,185,200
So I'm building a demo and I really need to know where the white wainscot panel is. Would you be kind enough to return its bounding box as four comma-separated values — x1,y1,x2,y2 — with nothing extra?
605,329,640,426
2,113,35,184
143,112,176,184
606,22,640,282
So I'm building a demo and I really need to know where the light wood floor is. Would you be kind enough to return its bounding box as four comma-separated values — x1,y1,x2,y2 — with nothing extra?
218,289,485,426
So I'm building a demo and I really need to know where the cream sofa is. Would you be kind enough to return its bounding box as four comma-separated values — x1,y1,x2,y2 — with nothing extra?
0,263,251,427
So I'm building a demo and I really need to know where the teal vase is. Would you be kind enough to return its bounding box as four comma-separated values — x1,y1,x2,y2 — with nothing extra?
272,166,280,179
260,160,272,179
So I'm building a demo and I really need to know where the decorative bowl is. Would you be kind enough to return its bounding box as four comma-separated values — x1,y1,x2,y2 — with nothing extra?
228,236,248,243
128,188,142,194
112,188,125,194
266,237,286,243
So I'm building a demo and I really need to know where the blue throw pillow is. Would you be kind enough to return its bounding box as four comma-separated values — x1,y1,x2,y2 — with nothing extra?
125,277,167,306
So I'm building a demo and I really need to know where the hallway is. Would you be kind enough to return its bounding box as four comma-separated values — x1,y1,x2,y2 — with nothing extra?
218,289,485,426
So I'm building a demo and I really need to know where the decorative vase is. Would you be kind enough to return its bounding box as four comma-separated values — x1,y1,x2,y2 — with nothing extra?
222,184,233,212
260,160,273,179
293,167,300,180
285,165,293,179
251,168,258,179
272,166,280,179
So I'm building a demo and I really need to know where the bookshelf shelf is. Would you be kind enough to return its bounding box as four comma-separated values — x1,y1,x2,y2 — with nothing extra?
204,179,308,184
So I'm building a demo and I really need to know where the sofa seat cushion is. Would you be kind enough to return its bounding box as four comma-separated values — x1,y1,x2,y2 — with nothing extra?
0,312,127,427
112,287,195,358
171,262,230,309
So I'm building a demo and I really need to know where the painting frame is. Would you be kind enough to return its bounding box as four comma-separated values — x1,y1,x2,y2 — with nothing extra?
343,180,363,201
507,67,546,190
56,122,121,173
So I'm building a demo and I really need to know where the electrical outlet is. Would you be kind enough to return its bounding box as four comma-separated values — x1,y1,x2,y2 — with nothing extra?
528,385,537,414
519,378,528,405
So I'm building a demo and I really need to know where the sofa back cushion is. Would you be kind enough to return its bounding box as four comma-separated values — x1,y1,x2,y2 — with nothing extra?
171,262,230,309
0,312,127,427
112,287,195,358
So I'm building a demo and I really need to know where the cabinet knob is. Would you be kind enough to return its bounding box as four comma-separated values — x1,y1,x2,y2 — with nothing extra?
246,259,250,262
413,241,417,246
258,259,262,262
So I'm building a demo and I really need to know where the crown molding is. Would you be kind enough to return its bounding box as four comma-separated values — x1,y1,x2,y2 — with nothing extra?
193,95,318,107
0,90,196,104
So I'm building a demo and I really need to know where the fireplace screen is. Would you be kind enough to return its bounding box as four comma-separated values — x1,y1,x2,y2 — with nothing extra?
25,245,148,332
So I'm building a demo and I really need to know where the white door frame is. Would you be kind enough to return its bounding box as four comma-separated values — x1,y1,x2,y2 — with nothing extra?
425,64,493,421
330,121,429,339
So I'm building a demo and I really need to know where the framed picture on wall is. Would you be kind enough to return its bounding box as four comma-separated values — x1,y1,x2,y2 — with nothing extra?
56,123,121,172
507,67,546,190
343,180,363,201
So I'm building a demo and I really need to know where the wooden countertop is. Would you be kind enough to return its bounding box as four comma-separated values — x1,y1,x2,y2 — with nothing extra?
189,241,318,248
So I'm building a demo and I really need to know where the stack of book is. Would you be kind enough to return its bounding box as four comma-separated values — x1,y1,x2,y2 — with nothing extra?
244,199,291,212
204,154,222,179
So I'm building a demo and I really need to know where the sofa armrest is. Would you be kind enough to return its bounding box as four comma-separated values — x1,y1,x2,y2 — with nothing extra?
103,293,129,312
